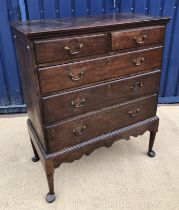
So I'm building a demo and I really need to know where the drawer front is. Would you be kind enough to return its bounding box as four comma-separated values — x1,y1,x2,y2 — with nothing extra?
47,95,157,153
111,26,164,51
39,47,162,94
43,70,160,124
35,34,108,64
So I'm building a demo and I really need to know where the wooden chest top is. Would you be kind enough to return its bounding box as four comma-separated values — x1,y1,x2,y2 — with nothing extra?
11,13,169,38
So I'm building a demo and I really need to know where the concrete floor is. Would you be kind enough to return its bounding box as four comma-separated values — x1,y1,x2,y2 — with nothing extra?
0,105,179,210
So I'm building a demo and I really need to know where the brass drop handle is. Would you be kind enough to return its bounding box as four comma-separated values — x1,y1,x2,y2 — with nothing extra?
131,82,143,90
132,57,145,66
134,34,147,44
73,125,86,135
64,43,84,55
129,108,141,117
68,70,85,81
71,97,86,108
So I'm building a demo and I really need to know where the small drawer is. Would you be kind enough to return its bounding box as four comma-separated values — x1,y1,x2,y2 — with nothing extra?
46,95,158,153
111,26,165,51
42,70,160,124
35,34,108,64
38,47,163,94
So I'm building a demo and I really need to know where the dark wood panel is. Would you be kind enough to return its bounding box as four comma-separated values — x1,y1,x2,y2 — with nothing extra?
39,47,163,94
111,26,164,51
12,29,47,151
47,95,157,153
43,70,160,124
10,13,170,39
35,34,108,64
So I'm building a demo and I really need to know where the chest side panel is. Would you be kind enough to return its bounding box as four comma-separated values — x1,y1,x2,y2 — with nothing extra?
12,29,47,151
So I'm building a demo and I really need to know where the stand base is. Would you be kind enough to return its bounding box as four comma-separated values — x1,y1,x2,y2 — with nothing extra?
27,116,159,203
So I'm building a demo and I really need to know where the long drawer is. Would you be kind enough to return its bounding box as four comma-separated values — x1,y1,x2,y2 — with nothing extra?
38,47,162,94
111,26,164,51
43,70,160,124
35,34,108,64
46,95,157,153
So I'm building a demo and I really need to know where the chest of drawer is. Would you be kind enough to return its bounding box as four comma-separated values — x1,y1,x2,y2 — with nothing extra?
46,95,157,153
11,12,170,202
38,47,162,94
35,34,108,65
111,26,164,51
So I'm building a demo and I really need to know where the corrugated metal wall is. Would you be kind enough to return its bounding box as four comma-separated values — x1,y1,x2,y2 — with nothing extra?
0,0,179,113
0,0,24,113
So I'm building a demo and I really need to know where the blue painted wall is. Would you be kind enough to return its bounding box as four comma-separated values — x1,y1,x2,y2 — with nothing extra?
0,0,179,113
0,0,26,113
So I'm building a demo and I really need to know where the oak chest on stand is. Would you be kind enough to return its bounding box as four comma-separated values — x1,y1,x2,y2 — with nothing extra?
11,13,170,203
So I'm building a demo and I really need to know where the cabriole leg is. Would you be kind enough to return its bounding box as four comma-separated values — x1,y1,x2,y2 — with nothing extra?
148,131,157,158
30,139,40,162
